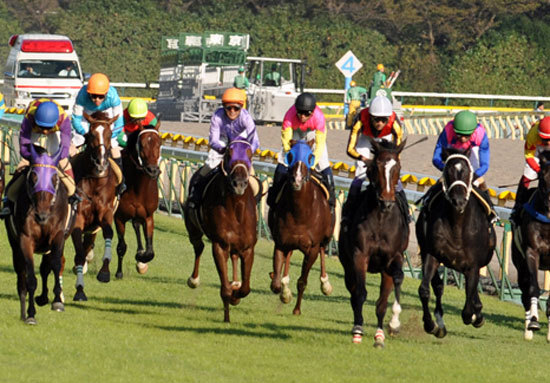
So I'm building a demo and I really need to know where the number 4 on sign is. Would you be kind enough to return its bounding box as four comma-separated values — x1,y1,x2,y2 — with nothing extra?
335,50,363,78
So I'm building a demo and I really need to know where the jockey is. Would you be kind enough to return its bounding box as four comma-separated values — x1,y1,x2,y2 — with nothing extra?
510,116,550,223
267,92,336,211
0,99,81,218
71,72,126,195
342,95,409,224
345,80,367,129
117,98,157,148
187,87,259,208
426,110,497,223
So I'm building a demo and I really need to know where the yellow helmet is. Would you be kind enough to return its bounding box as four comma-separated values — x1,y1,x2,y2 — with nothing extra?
127,98,148,119
350,80,357,87
377,63,384,71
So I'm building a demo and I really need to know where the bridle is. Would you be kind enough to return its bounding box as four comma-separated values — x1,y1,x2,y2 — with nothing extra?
221,140,251,180
86,122,111,176
26,163,60,211
442,153,473,203
131,129,161,178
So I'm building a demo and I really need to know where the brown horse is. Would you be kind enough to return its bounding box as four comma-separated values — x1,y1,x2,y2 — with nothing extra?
268,140,334,315
115,121,161,278
512,150,550,342
5,145,70,323
338,138,408,347
183,140,257,322
70,111,120,301
416,147,496,338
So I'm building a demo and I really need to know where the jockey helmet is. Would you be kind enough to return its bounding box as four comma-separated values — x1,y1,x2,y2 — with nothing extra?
295,92,316,112
238,66,244,72
453,110,477,135
222,88,246,105
538,116,550,139
350,80,356,87
377,63,384,71
127,98,148,119
87,73,110,95
369,96,392,117
34,101,59,128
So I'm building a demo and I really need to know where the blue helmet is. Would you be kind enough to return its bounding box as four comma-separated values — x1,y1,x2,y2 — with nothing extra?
34,101,59,128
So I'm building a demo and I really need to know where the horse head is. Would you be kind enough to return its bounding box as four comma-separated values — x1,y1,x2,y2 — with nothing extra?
441,147,473,213
285,139,315,191
128,119,161,179
367,137,405,211
537,151,550,210
28,144,62,224
222,140,252,196
83,111,118,176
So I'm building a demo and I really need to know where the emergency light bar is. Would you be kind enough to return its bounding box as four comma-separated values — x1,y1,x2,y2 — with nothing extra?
20,40,73,53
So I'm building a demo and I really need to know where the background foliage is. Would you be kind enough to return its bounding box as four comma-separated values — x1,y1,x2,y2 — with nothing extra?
1,0,549,97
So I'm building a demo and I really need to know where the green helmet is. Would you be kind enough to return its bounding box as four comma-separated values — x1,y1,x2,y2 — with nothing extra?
238,66,244,72
127,98,148,119
453,110,477,135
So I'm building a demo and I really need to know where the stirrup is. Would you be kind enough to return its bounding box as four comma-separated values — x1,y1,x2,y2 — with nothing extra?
117,182,127,196
0,206,11,219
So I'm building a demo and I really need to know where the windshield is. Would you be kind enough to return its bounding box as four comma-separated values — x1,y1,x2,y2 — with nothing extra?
17,60,81,79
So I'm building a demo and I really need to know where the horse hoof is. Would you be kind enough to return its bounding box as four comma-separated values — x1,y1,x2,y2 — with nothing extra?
389,325,400,336
136,262,148,274
524,330,534,341
73,290,87,302
230,297,241,306
280,288,292,304
270,281,281,294
373,340,385,349
472,315,485,328
25,317,37,325
96,271,110,283
434,326,447,338
35,295,48,307
187,276,200,289
135,252,154,263
528,319,541,332
320,279,333,296
86,249,95,262
352,333,362,344
51,302,65,312
115,271,123,279
373,329,385,348
292,308,301,315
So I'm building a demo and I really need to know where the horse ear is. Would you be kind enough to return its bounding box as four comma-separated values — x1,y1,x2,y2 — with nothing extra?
246,147,252,160
464,147,472,158
397,138,407,154
154,118,161,131
367,136,380,155
108,114,119,126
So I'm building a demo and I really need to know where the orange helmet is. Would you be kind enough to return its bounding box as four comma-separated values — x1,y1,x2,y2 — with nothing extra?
222,88,245,105
539,117,550,139
350,80,356,87
377,63,384,71
87,73,110,95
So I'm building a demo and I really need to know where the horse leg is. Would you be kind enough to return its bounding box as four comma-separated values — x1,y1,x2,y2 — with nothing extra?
373,272,393,348
21,240,37,324
11,246,28,321
211,242,232,322
233,247,254,303
280,251,293,303
49,237,65,312
513,245,535,340
71,228,87,301
115,217,127,279
35,254,51,307
431,264,447,337
345,254,368,344
293,247,319,315
230,254,241,290
97,225,114,283
186,223,204,289
388,258,405,336
319,247,332,296
525,249,541,332
136,216,155,273
462,269,483,327
270,246,288,298
418,254,443,337
546,300,550,343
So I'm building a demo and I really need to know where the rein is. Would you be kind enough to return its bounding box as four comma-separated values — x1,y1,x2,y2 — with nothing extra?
442,153,473,203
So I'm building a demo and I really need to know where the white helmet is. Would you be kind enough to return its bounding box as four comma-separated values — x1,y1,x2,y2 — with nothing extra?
369,96,393,117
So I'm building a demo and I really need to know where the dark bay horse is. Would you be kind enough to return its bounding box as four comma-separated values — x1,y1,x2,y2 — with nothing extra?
115,121,161,277
338,138,408,347
70,112,120,301
5,145,70,324
183,140,257,322
416,147,496,338
268,140,334,315
512,150,550,342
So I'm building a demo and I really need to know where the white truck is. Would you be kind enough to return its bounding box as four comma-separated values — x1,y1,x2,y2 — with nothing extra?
2,34,84,112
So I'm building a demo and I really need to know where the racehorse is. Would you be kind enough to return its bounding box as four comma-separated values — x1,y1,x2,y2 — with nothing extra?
5,145,71,323
70,111,120,301
512,150,550,342
338,138,408,347
183,140,257,322
268,140,334,315
416,147,496,338
115,120,161,278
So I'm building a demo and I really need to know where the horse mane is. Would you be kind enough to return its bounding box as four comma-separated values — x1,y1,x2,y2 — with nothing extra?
90,111,110,121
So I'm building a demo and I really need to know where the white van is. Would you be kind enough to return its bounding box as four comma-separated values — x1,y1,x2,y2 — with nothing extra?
2,34,84,112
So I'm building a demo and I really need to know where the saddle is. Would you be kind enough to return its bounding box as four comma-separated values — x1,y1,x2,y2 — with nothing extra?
108,157,123,185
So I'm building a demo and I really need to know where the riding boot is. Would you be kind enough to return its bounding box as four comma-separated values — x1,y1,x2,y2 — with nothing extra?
187,165,217,209
113,157,127,196
510,176,530,224
0,197,13,219
267,164,288,208
321,167,336,215
0,170,25,219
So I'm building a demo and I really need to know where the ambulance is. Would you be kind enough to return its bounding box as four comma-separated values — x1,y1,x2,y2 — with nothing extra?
2,34,84,112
